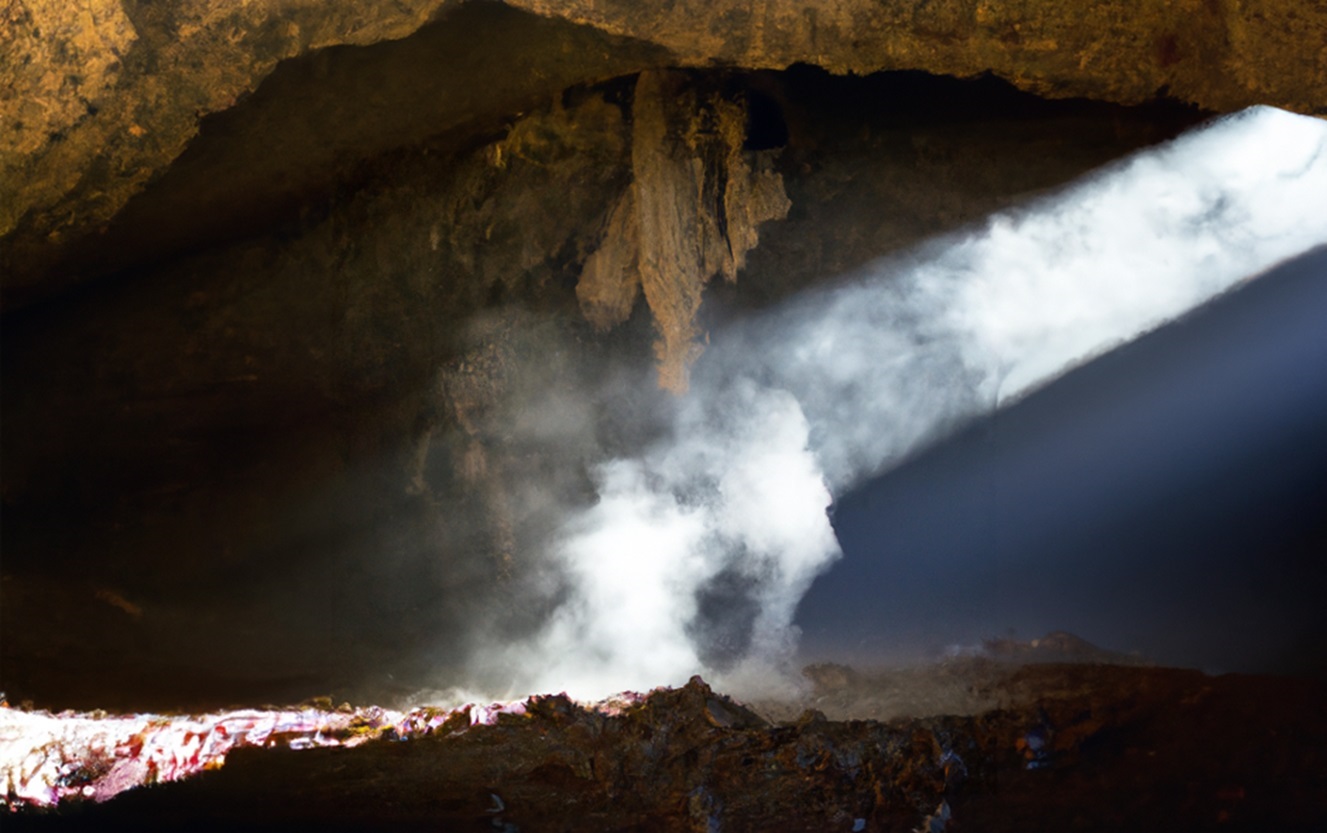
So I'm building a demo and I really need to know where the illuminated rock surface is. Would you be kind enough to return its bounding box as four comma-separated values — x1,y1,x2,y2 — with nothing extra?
2,63,1219,713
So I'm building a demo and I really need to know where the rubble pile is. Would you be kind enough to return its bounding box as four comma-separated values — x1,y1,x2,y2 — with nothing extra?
5,666,1325,831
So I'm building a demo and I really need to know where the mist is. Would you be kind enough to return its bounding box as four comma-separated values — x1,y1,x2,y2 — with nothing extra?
801,243,1327,675
457,106,1327,702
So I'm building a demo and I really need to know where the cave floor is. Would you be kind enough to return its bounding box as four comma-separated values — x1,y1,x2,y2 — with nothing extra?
7,660,1324,832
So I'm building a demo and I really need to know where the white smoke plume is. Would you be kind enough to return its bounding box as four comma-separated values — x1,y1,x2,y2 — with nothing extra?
488,106,1327,701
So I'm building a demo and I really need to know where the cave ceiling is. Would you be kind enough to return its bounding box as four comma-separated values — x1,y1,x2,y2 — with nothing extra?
3,0,1324,309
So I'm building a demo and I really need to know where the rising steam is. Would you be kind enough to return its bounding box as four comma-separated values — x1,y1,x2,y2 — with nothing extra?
477,106,1327,701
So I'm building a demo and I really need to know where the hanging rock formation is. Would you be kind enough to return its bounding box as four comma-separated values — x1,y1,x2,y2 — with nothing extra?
578,69,790,391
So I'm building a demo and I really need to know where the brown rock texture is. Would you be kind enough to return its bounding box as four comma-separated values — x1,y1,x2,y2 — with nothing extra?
625,69,708,393
576,183,642,331
4,0,1323,313
0,2,668,307
510,0,1327,115
579,69,790,391
1,0,451,245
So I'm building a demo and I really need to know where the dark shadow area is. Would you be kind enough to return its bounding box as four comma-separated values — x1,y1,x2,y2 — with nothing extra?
714,66,1208,312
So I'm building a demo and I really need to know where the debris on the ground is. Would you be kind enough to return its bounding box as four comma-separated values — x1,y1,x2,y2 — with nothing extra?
3,666,1323,831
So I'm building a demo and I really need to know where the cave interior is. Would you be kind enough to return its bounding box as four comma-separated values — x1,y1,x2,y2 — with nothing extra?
1,1,1324,829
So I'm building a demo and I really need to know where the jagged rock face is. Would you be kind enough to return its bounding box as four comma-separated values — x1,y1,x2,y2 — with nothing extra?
513,0,1327,115
0,2,669,305
3,0,1323,309
2,0,449,263
582,69,791,391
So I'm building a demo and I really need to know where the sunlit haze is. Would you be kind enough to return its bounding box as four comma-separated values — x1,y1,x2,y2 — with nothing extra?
468,106,1327,701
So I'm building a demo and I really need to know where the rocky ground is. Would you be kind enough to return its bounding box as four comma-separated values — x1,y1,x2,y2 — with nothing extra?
6,653,1324,832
